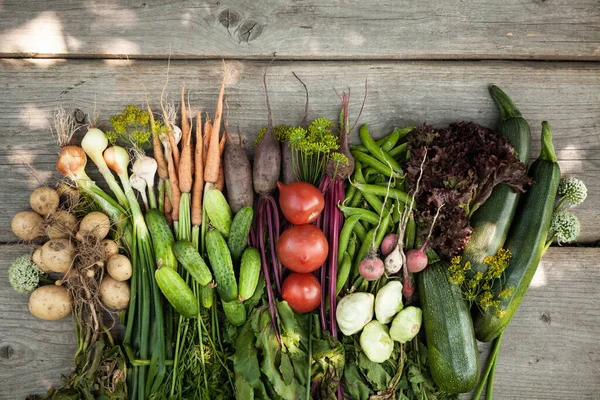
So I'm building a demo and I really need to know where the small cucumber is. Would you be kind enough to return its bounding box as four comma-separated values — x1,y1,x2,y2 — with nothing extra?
227,206,254,264
222,299,247,326
473,122,560,342
419,262,479,393
200,285,214,309
206,230,238,302
204,187,233,238
238,247,261,301
172,240,212,286
155,267,198,318
145,209,177,269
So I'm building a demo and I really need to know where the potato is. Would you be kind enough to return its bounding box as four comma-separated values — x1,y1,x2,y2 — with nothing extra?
76,211,110,241
32,247,45,271
28,285,72,320
106,254,132,281
99,276,130,310
46,210,78,239
11,210,43,241
30,187,60,216
41,239,76,274
102,239,120,261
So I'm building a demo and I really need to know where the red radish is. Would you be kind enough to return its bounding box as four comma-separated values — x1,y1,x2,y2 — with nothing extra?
277,181,325,225
359,255,385,281
405,243,429,273
402,277,415,298
380,233,398,257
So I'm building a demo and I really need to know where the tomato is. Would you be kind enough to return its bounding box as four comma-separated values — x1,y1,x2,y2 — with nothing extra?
277,181,325,225
277,224,328,273
281,272,321,313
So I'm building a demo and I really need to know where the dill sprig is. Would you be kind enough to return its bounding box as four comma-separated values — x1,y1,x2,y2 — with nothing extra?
106,104,154,149
448,248,514,318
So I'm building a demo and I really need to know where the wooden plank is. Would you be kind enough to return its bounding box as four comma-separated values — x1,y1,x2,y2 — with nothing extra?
0,1,599,60
0,244,74,399
469,247,600,399
0,59,598,244
0,246,597,398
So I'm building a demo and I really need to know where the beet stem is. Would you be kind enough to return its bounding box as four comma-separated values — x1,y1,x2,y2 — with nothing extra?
257,197,281,343
268,196,283,287
266,200,282,296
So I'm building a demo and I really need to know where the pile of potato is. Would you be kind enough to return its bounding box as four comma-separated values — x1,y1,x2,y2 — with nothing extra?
10,186,132,320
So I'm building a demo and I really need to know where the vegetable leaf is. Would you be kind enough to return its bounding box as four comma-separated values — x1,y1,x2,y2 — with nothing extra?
406,122,530,259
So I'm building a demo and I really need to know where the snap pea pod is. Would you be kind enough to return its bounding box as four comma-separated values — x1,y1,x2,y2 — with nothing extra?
347,236,357,260
338,215,361,263
352,181,412,205
351,126,415,153
405,215,416,250
374,214,391,250
345,182,358,202
359,124,404,175
338,204,381,225
336,251,352,295
351,151,402,179
389,142,408,158
353,220,367,242
348,188,364,208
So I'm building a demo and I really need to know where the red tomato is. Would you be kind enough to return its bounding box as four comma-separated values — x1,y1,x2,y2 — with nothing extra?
277,224,328,273
281,272,322,313
277,181,325,225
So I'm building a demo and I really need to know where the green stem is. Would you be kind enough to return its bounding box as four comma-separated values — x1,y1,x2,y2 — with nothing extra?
86,152,130,208
158,178,165,213
472,332,504,400
554,196,567,212
540,122,557,162
305,318,313,400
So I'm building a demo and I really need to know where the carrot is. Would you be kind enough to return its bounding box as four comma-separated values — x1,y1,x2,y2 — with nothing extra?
166,145,181,222
148,105,168,180
216,164,225,192
219,131,227,155
160,102,180,167
203,120,212,167
164,189,173,226
192,112,204,226
178,84,193,194
204,69,226,183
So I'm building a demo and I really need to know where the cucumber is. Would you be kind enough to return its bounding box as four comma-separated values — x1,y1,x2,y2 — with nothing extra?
172,240,212,286
227,206,254,264
200,285,214,309
462,85,531,276
473,122,560,342
238,247,261,301
204,187,233,238
145,209,177,269
155,267,198,318
419,262,479,393
206,230,238,302
222,299,247,326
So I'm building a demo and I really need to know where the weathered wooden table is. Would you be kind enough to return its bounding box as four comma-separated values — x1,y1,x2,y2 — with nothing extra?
0,2,598,399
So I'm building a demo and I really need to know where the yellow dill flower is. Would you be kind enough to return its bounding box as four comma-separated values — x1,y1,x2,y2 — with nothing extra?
498,287,513,298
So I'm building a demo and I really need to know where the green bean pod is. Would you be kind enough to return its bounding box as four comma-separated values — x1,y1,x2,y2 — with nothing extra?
359,124,404,175
338,215,361,264
336,251,352,295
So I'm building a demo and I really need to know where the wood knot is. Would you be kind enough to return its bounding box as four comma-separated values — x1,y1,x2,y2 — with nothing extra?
540,311,551,324
218,9,241,30
0,344,15,360
238,20,264,43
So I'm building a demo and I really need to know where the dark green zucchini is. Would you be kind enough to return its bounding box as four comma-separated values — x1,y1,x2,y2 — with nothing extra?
462,85,531,276
419,262,480,393
473,122,560,342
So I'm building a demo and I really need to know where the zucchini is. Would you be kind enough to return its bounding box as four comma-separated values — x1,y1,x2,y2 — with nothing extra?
227,206,254,264
172,240,212,286
206,229,238,302
473,122,560,342
204,186,233,238
222,299,247,326
155,267,198,318
145,209,177,269
462,85,531,276
419,261,479,393
238,247,261,301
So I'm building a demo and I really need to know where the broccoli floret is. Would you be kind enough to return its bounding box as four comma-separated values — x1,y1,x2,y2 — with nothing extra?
549,210,581,244
558,177,587,206
8,255,42,293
